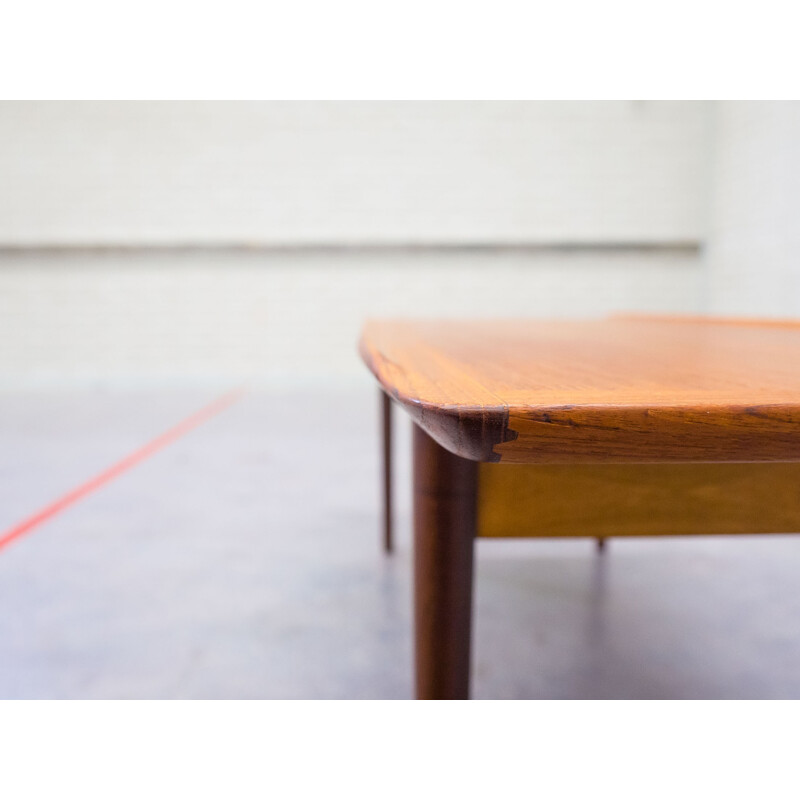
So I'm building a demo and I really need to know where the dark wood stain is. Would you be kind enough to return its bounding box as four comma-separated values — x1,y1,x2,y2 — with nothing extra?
413,425,476,700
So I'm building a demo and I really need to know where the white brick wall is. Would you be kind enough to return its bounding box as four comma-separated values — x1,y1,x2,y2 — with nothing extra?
706,102,800,315
8,99,782,385
0,101,709,245
0,249,702,386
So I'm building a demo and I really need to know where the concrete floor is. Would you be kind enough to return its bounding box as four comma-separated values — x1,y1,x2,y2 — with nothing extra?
1,387,800,699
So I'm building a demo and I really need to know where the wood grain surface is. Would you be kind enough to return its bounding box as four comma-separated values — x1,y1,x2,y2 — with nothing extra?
359,316,800,463
477,462,800,538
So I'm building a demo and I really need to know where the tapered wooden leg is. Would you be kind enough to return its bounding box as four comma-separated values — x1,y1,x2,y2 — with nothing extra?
381,390,393,553
597,537,607,553
413,424,477,700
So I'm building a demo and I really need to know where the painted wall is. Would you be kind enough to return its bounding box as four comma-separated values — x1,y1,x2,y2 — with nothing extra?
0,102,708,245
8,100,789,386
706,102,800,315
0,249,701,386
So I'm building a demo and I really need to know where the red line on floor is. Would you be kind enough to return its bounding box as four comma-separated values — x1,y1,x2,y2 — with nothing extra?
0,387,246,553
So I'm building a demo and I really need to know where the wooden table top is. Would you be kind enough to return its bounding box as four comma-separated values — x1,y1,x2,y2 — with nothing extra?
359,316,800,464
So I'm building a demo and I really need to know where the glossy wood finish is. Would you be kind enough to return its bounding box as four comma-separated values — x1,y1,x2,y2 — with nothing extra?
361,315,800,699
414,424,476,700
360,317,800,464
477,462,800,539
381,390,393,553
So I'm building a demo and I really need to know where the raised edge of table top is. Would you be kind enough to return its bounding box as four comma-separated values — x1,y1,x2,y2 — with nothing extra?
359,315,800,464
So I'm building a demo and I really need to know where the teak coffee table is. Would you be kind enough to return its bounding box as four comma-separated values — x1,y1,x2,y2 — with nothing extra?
359,316,800,699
